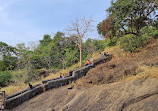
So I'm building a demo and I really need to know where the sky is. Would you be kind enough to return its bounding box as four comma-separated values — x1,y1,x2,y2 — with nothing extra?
0,0,111,46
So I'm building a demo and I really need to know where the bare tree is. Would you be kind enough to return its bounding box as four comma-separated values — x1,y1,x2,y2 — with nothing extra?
28,41,39,51
66,17,94,67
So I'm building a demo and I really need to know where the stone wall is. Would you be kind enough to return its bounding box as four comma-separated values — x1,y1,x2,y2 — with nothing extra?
5,85,43,109
42,77,60,84
6,83,41,100
5,55,112,109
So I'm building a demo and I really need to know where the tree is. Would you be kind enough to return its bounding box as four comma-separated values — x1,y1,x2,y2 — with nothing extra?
16,43,30,69
66,17,94,66
97,17,116,40
28,41,39,51
0,42,17,71
39,34,52,46
98,0,158,38
0,42,17,57
48,32,66,69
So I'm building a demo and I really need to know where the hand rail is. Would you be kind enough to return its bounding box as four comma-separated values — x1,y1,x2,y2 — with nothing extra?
0,91,5,110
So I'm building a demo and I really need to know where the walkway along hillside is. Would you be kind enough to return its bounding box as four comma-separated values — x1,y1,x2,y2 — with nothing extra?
4,55,112,109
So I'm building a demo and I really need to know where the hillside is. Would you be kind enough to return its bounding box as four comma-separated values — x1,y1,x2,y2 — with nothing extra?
12,42,158,111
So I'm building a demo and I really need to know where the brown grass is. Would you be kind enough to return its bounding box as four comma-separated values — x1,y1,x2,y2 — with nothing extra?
125,66,158,82
0,82,27,96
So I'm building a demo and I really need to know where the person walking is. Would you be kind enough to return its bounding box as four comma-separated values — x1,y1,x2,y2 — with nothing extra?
60,73,62,78
100,53,103,59
88,60,90,65
107,52,109,56
104,52,107,58
28,83,33,89
91,57,94,63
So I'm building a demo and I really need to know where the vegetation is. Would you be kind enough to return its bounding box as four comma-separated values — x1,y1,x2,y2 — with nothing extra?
0,31,105,88
66,17,94,66
97,0,158,50
0,0,158,96
120,34,149,52
0,71,12,87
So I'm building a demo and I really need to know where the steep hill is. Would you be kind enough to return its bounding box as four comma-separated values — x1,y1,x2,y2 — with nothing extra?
12,42,158,111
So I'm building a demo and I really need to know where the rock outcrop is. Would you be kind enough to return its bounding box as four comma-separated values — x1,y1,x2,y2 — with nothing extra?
12,78,158,111
5,55,112,109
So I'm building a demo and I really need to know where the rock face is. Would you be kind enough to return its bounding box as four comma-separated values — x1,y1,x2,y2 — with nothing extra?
10,45,158,111
5,56,112,109
12,78,158,111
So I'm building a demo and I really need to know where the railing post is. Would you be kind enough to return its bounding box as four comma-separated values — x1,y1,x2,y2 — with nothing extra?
0,91,5,111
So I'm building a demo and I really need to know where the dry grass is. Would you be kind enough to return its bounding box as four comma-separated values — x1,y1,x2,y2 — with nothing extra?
92,52,100,60
76,78,84,86
44,63,80,81
125,66,158,82
103,46,135,59
43,73,60,80
0,80,44,96
0,82,27,96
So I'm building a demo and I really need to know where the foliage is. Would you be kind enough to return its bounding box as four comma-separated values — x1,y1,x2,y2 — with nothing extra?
65,48,79,67
107,0,157,35
94,40,106,51
120,34,149,52
97,0,158,45
39,34,52,46
0,31,107,84
0,71,12,87
105,36,118,47
66,17,94,66
0,42,18,71
0,56,17,71
141,26,158,39
0,42,17,56
97,17,116,38
83,38,106,55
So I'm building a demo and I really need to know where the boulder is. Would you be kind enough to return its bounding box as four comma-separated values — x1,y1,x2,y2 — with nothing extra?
124,67,138,76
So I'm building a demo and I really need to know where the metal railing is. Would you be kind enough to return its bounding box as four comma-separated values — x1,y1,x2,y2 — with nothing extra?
0,91,5,110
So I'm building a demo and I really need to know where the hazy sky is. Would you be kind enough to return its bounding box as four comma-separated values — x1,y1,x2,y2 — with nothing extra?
0,0,111,46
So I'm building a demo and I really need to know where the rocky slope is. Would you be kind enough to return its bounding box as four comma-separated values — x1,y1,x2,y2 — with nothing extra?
12,77,158,111
12,43,158,111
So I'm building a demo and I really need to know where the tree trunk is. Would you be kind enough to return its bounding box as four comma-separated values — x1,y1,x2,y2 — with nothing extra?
80,39,82,67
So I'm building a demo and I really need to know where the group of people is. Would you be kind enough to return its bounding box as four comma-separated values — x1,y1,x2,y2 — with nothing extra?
58,51,110,78
100,52,109,59
60,73,66,79
87,51,110,65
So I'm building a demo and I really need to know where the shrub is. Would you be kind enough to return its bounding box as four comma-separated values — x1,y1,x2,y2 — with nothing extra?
120,34,149,52
141,26,158,39
150,30,158,39
105,36,118,47
0,71,12,87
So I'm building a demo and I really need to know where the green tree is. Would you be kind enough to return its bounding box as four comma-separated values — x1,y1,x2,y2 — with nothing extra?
0,42,17,71
0,71,12,87
98,0,158,38
16,43,30,69
39,34,52,46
